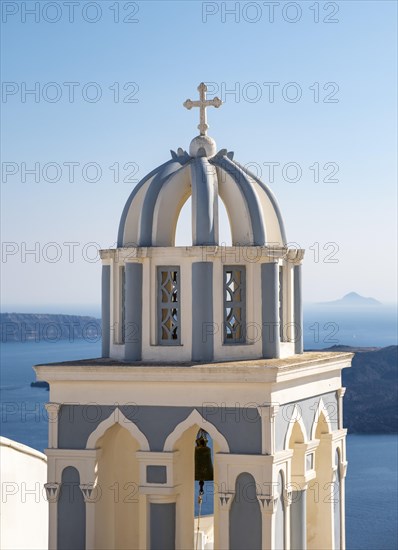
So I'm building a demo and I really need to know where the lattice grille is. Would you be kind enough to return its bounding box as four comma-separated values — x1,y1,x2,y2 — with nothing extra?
157,267,180,345
224,266,246,344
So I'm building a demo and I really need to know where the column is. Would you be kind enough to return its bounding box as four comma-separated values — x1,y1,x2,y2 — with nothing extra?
293,264,303,354
79,484,98,550
261,262,280,358
101,264,111,357
44,483,60,550
217,494,233,550
258,495,277,550
192,262,214,361
125,262,143,360
284,490,293,550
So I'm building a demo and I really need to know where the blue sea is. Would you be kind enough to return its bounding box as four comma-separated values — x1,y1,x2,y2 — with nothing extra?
0,305,397,549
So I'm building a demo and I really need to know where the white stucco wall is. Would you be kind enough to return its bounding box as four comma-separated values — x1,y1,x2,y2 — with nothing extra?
0,437,48,550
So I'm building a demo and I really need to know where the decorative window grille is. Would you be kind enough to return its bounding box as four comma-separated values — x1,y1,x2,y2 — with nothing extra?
223,266,246,344
279,266,284,341
157,267,180,345
120,266,125,344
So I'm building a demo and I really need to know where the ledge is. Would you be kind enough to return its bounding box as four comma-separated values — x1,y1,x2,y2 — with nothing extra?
34,351,353,384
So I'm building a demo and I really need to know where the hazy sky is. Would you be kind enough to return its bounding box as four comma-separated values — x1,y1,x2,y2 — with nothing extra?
1,0,397,314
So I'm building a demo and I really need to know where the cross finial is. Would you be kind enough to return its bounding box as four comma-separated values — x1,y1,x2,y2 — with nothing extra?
183,83,222,136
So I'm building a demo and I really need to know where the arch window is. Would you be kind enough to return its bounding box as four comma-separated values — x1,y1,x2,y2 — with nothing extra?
223,266,246,344
157,266,180,345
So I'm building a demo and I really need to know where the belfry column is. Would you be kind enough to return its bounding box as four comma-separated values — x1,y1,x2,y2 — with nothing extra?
261,262,281,358
294,264,303,354
101,264,111,357
124,261,143,360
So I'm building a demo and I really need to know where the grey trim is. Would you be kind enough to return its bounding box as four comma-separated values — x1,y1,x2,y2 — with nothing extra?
147,465,167,484
223,265,246,344
261,263,280,359
125,263,142,361
139,162,188,247
117,159,174,247
290,490,306,550
233,158,287,245
58,405,261,454
275,391,338,452
230,473,262,550
192,262,214,361
212,156,266,246
150,503,176,550
157,266,180,345
101,265,111,358
57,467,85,550
294,265,303,354
190,157,219,245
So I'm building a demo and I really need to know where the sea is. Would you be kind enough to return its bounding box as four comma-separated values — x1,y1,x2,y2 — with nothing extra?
0,305,397,549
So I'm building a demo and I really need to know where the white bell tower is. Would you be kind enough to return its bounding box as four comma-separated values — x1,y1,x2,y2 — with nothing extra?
36,83,352,550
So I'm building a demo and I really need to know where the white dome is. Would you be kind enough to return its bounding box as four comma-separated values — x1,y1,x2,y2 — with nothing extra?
118,145,287,248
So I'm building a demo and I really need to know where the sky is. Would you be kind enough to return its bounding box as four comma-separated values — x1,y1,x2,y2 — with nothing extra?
1,0,397,315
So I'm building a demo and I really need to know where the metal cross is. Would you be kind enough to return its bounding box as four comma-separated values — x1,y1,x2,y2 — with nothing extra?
183,83,222,136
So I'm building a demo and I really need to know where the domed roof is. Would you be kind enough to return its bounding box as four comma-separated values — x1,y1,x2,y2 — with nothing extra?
117,146,286,248
117,83,286,248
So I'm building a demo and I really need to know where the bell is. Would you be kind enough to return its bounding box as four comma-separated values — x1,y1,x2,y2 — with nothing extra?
195,429,213,495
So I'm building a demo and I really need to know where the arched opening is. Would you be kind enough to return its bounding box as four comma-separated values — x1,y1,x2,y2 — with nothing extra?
174,196,233,247
172,423,218,550
175,196,192,246
218,196,233,246
307,411,333,550
57,466,85,550
95,424,140,550
229,473,261,550
288,420,307,550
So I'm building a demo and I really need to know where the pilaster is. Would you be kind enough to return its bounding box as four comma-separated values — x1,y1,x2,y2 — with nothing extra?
258,403,280,455
337,387,346,430
45,402,61,449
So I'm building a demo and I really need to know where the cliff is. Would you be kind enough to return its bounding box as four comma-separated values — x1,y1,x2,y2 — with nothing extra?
326,345,398,433
0,313,101,343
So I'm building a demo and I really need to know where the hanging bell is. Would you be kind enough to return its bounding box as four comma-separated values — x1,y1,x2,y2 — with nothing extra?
195,429,214,494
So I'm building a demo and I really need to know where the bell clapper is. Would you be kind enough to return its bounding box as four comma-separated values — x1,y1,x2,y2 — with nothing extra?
195,430,213,550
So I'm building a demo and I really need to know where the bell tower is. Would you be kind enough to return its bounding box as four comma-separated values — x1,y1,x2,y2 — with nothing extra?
36,83,352,550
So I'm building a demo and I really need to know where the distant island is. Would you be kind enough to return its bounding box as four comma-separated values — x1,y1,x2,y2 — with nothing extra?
0,313,101,343
319,292,382,307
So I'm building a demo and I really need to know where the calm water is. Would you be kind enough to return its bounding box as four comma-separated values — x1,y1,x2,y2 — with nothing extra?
303,304,397,349
1,335,397,549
